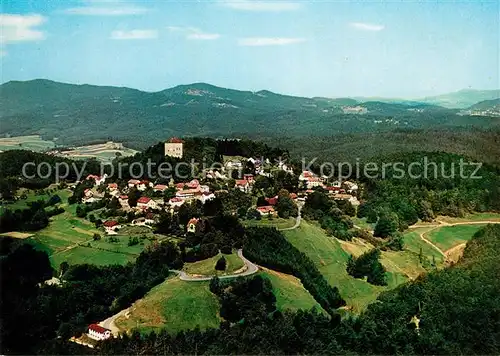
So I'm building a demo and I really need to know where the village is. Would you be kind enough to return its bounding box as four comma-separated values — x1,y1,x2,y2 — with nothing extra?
78,138,360,237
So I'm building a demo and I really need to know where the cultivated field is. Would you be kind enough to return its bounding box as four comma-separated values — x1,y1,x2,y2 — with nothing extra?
57,141,138,162
115,277,221,335
0,135,55,152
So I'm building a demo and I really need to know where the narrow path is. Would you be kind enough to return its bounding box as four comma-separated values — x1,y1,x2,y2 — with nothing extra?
419,228,447,257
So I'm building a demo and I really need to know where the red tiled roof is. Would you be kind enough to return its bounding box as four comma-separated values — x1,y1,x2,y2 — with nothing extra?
154,184,168,190
119,195,128,200
235,179,247,186
137,197,151,204
169,137,184,143
169,197,183,202
128,179,140,184
188,218,199,225
89,324,110,334
326,186,341,191
257,206,274,212
108,183,118,189
290,193,298,199
86,174,101,180
266,197,278,206
103,220,119,227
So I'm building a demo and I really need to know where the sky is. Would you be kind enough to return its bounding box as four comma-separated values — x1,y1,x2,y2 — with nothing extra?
1,0,499,98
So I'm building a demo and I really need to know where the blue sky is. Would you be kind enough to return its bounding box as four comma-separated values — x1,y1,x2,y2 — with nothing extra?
1,0,498,98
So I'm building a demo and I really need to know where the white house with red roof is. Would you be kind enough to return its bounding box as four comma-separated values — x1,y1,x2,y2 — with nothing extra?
137,196,157,209
88,324,112,341
235,179,250,193
128,179,140,188
168,197,185,208
153,184,168,192
103,220,121,234
84,189,93,198
256,206,276,216
118,195,129,208
186,179,200,189
200,191,215,204
187,218,200,233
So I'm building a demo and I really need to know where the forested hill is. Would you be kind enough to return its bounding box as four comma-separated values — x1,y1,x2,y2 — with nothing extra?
1,79,499,149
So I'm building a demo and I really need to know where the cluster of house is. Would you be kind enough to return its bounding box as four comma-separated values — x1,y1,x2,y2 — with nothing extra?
299,170,360,205
77,138,361,233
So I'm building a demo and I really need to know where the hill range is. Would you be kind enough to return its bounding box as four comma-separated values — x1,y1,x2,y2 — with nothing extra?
0,79,499,150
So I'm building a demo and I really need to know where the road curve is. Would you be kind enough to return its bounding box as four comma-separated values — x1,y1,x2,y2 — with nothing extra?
170,249,259,282
279,203,303,231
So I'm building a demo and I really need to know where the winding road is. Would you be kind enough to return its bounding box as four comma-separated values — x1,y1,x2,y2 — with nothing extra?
278,203,303,231
98,249,259,334
171,249,259,281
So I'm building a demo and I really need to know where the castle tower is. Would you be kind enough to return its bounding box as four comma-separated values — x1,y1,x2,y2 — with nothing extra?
164,138,184,158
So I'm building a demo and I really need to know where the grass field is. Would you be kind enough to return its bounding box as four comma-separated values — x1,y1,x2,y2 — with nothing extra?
426,224,487,251
351,217,375,230
0,187,72,213
0,135,55,152
284,221,400,312
25,192,151,266
403,228,445,265
260,268,327,314
243,217,296,230
115,277,220,334
183,251,245,276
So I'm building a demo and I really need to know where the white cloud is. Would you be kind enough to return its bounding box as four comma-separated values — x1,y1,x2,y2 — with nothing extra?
64,5,149,16
220,0,301,11
187,33,220,40
167,26,220,41
238,37,305,46
0,14,46,44
349,22,385,32
110,29,158,40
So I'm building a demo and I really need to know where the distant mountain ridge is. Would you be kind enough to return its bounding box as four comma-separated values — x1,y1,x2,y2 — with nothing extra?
1,79,499,149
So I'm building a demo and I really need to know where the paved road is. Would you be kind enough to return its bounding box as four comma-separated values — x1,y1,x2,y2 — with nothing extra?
278,203,303,231
99,307,129,335
171,249,259,281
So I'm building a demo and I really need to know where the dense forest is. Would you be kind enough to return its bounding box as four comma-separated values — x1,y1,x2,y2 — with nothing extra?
358,152,500,232
0,240,183,354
